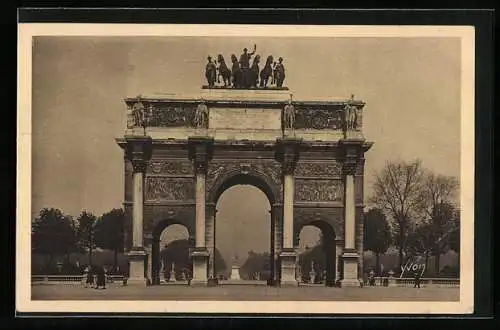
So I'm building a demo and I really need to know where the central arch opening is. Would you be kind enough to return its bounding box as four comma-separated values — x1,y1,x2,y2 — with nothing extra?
213,173,274,284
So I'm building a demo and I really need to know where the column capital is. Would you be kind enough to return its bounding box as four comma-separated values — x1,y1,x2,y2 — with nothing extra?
275,137,303,175
188,136,214,174
125,135,152,173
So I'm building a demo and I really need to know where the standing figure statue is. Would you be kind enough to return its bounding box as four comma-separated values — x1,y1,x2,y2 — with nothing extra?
249,55,261,88
194,100,209,129
230,54,241,88
283,94,296,132
205,56,217,88
216,54,231,87
274,57,286,88
344,94,357,130
239,44,257,88
131,96,145,128
259,55,274,88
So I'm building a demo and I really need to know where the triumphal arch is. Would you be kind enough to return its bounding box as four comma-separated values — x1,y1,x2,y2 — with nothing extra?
116,53,372,287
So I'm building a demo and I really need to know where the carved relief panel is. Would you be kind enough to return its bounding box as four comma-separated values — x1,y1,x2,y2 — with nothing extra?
147,159,193,176
294,161,342,178
294,179,344,202
294,107,343,130
148,103,198,128
145,177,195,201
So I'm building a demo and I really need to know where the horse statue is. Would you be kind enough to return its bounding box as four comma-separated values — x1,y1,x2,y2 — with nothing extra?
205,56,217,88
216,54,231,87
249,54,261,88
259,55,274,88
274,57,286,88
230,54,242,88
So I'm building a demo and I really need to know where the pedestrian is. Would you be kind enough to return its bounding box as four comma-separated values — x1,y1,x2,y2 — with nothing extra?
413,271,421,289
85,266,94,288
95,266,106,289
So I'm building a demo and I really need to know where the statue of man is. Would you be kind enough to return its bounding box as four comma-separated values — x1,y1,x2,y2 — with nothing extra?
283,94,295,130
275,57,286,87
205,56,217,87
239,44,257,69
344,94,357,130
132,98,145,127
194,101,209,128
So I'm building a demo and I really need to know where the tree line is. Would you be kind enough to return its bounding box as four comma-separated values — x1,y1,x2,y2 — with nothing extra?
31,208,124,272
363,159,460,276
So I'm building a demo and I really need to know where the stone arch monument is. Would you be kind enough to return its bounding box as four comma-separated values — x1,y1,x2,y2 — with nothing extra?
116,67,372,288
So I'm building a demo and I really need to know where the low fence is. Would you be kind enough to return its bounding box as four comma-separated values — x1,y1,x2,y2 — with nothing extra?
32,274,125,285
371,277,459,288
32,275,460,288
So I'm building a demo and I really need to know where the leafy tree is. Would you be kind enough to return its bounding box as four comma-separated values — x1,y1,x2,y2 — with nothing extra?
448,209,460,254
363,208,392,275
405,223,434,275
94,208,124,270
370,159,426,269
418,173,459,274
32,208,77,270
76,210,97,266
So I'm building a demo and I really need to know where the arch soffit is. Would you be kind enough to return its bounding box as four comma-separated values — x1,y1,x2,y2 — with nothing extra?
208,167,280,205
152,218,193,239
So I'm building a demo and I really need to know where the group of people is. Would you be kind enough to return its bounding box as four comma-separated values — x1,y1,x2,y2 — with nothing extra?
205,44,286,89
82,265,108,289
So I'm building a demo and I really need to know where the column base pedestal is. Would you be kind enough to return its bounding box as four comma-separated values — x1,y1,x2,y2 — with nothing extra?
127,248,147,285
341,250,361,288
340,278,362,288
279,249,298,287
190,247,209,286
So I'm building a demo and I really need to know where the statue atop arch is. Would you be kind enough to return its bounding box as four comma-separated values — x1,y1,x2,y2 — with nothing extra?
203,44,288,89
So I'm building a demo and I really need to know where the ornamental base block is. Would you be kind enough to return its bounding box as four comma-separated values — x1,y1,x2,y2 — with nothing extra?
127,248,147,286
279,249,298,287
190,248,209,286
340,250,362,288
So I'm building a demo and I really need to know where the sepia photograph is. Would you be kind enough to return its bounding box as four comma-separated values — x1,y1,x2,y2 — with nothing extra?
17,23,475,314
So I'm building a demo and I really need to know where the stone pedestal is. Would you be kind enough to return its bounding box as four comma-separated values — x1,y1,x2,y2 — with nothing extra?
127,249,147,286
279,249,298,286
230,266,241,280
190,248,209,286
340,250,361,287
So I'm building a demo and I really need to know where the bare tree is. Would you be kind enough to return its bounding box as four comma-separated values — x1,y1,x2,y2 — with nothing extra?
370,159,425,270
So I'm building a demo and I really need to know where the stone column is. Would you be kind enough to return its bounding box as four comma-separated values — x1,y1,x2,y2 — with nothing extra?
206,203,217,285
125,136,151,286
145,244,152,285
341,154,361,287
188,137,213,286
276,137,302,287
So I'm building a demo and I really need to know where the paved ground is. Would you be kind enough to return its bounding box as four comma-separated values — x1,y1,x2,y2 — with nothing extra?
31,284,459,301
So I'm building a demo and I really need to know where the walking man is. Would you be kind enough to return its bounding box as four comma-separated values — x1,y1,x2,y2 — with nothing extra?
413,271,421,288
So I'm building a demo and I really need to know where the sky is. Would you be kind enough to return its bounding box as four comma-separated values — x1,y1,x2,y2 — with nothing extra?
31,36,461,264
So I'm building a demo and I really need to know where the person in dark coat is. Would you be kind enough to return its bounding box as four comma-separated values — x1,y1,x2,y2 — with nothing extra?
85,266,94,288
413,271,421,288
95,266,106,289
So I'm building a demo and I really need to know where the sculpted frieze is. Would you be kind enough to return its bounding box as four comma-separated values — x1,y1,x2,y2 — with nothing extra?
295,162,342,177
148,104,197,128
147,160,193,176
294,107,343,130
294,179,343,202
145,177,195,201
